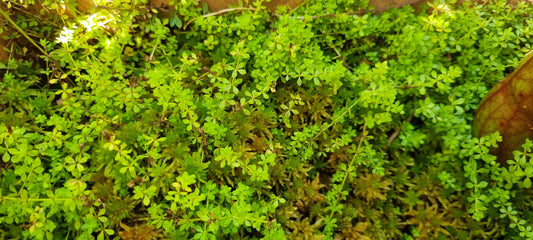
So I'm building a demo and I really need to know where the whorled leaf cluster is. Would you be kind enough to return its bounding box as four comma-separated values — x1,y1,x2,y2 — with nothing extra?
2,0,533,239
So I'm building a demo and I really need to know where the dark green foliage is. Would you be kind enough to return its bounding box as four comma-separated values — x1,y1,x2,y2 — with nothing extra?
2,0,533,239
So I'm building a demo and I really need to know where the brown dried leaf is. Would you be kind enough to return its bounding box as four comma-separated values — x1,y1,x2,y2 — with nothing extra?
474,51,533,163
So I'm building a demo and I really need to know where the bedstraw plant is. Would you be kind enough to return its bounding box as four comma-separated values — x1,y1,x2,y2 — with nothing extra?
2,0,533,239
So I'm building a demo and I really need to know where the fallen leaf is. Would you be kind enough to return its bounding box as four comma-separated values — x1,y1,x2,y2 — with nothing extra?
474,51,533,163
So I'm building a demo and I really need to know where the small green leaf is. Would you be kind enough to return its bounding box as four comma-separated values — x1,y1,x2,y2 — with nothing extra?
524,177,532,188
170,14,183,28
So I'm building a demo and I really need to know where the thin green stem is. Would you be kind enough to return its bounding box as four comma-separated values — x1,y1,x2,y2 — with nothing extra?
328,123,367,221
312,99,360,141
1,196,72,202
184,7,256,29
0,7,48,56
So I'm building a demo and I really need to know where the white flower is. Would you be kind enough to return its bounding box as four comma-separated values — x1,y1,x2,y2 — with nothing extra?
80,13,115,32
56,26,76,44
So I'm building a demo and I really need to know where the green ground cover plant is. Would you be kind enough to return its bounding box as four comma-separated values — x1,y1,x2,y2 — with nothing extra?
2,0,533,239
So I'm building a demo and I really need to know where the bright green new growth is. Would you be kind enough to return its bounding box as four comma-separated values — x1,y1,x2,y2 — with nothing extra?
2,0,533,239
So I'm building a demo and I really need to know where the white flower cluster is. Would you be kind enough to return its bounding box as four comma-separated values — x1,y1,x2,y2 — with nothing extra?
56,25,76,44
56,13,116,44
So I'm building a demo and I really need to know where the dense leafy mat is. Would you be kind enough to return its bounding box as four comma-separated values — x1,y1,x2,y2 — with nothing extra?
2,0,533,239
